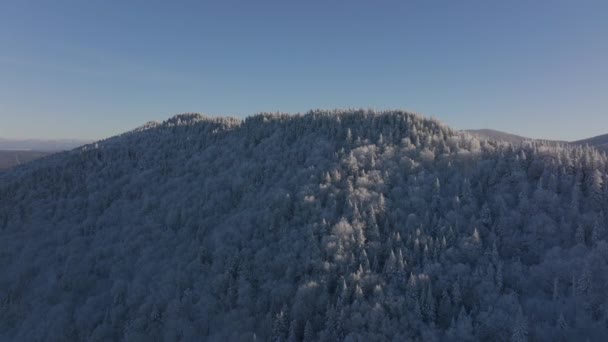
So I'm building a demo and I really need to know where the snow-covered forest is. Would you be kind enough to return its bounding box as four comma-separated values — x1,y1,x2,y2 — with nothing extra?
1,110,607,341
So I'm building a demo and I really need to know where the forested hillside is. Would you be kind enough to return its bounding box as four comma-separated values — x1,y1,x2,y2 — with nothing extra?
1,110,607,341
575,134,608,153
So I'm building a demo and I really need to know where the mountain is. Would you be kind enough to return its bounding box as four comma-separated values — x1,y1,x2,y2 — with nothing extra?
1,110,607,341
0,150,54,170
465,129,531,145
574,133,608,152
0,138,91,152
467,129,608,152
0,138,93,170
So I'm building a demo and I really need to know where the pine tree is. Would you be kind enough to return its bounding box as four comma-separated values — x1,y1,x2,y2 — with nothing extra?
323,305,344,341
423,284,436,323
571,275,577,298
360,249,371,272
272,309,289,342
383,249,398,276
287,320,297,342
438,289,452,326
366,208,380,241
338,278,350,306
397,248,406,272
346,128,353,146
302,321,314,342
590,169,604,209
577,263,592,296
406,273,418,307
552,277,560,301
575,224,586,245
591,215,604,245
511,307,528,342
557,312,568,331
377,193,386,214
452,281,462,306
413,297,423,322
491,241,500,266
481,203,492,226
495,261,503,291
354,284,364,301
453,307,473,341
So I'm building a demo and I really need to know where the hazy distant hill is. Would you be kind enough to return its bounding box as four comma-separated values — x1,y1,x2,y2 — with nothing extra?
0,138,92,170
465,129,532,145
0,138,91,152
0,150,53,170
467,129,607,152
1,110,607,341
574,133,608,152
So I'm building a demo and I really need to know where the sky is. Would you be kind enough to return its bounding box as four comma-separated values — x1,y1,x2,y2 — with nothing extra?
0,0,606,141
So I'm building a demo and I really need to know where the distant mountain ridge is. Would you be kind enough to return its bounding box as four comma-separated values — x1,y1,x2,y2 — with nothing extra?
465,129,534,145
0,150,53,170
0,138,93,170
574,133,608,152
466,129,607,151
0,138,92,152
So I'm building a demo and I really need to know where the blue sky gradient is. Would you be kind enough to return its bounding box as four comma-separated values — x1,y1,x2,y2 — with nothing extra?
1,0,606,140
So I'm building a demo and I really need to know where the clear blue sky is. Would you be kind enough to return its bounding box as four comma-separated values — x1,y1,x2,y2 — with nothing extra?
1,0,606,140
